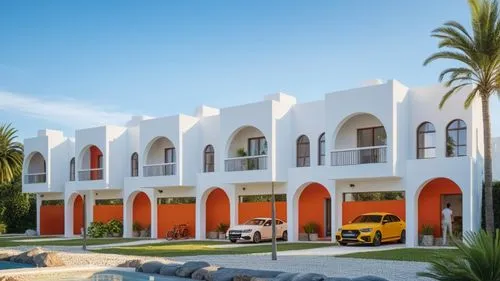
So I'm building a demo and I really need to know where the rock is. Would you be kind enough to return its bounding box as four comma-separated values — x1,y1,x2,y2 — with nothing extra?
208,268,283,281
0,277,23,281
274,273,300,281
324,278,352,281
160,264,182,276
290,273,327,281
33,252,65,267
137,261,165,274
192,266,221,280
0,253,12,261
176,261,211,278
117,259,142,268
24,229,37,236
351,277,389,281
10,247,44,264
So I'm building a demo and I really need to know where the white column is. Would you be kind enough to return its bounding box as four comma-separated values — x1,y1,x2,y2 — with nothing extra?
123,192,132,238
330,186,337,242
36,194,42,235
85,191,95,228
405,192,418,247
64,194,74,237
228,187,238,227
286,190,297,242
195,192,204,240
150,191,158,239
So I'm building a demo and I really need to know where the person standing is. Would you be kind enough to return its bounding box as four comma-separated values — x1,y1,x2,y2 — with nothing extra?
442,203,453,245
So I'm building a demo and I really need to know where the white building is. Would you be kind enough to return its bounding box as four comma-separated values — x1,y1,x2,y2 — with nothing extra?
22,79,485,247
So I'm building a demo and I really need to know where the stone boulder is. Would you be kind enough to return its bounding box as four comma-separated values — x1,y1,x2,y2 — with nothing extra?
208,268,283,281
274,273,300,281
325,278,352,281
24,229,37,236
33,252,65,267
117,259,142,268
0,253,12,261
352,277,389,281
291,273,327,281
10,247,44,264
137,261,165,274
0,277,23,281
160,264,182,276
176,261,211,278
192,266,222,280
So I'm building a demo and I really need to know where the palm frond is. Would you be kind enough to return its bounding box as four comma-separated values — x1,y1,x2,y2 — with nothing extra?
0,124,23,184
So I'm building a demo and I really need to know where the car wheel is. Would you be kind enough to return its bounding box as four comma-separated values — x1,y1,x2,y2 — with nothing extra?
372,231,382,246
253,232,262,243
230,239,237,243
399,230,406,244
282,231,288,241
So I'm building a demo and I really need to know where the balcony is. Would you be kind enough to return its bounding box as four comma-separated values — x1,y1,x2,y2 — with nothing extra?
331,146,387,166
225,155,267,172
143,163,176,177
78,168,104,181
24,173,47,184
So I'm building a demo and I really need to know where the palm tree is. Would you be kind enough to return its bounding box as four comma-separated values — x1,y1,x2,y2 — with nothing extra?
0,124,23,184
423,0,500,234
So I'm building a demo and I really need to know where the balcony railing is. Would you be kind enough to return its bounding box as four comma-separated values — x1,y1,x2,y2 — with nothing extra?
331,146,387,166
143,163,176,177
78,168,104,181
225,155,267,172
24,173,46,184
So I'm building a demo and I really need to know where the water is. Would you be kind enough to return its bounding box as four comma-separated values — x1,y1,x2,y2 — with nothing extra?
0,261,33,269
41,270,188,281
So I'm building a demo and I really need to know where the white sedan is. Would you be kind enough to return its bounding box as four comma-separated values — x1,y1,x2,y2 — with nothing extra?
227,218,288,243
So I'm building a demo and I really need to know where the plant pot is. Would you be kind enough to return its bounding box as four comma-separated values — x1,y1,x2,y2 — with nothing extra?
140,230,148,238
133,231,140,237
207,231,218,239
298,233,309,241
421,235,434,246
307,233,319,241
218,232,226,240
112,232,121,237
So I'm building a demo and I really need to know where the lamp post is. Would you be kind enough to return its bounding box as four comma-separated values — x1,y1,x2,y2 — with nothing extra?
271,181,277,260
82,194,87,251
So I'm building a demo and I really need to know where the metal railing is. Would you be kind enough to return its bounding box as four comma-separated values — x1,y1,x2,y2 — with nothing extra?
330,146,387,166
24,173,46,184
78,168,104,181
225,155,267,172
143,163,176,177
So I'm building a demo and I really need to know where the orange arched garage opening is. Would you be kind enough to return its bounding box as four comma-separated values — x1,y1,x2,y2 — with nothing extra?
418,178,462,238
40,201,64,235
133,192,151,235
298,183,331,238
73,195,84,235
205,188,230,235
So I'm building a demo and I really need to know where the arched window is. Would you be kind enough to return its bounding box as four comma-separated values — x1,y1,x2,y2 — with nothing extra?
297,135,310,167
69,157,75,181
318,133,325,166
204,145,215,172
446,119,467,157
131,153,139,177
417,122,436,159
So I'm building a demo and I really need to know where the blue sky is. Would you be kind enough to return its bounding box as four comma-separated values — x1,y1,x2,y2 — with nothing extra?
0,0,499,140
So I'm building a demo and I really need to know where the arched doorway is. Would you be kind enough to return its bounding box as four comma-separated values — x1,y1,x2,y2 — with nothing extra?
418,178,462,238
78,145,104,181
298,183,331,238
143,137,176,176
133,192,151,235
73,195,84,235
205,188,230,235
24,151,46,184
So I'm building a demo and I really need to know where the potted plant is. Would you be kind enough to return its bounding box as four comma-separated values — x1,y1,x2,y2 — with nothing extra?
141,225,151,238
421,224,434,246
236,148,247,157
132,222,142,238
107,219,123,237
303,222,319,241
207,229,218,239
216,223,230,240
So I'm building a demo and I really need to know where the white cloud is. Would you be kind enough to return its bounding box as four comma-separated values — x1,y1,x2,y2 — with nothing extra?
0,91,134,128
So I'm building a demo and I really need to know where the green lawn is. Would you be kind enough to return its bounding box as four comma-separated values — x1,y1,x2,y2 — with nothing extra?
337,248,459,262
0,237,144,247
93,241,337,257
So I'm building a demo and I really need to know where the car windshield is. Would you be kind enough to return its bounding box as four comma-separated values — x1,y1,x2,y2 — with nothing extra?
244,219,266,225
352,215,382,223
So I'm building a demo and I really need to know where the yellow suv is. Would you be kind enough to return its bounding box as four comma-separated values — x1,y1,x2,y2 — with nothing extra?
335,212,406,246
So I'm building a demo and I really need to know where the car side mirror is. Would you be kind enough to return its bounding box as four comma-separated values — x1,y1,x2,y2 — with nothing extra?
382,220,389,224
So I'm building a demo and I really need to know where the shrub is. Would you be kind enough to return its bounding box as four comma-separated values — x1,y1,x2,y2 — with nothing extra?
421,225,434,235
133,222,142,232
418,230,500,280
107,219,123,235
236,148,247,157
87,221,109,238
0,223,7,234
303,222,319,234
215,223,229,233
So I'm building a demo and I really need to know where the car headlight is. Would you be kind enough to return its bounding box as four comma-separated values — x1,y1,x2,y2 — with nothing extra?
360,228,373,233
241,229,253,233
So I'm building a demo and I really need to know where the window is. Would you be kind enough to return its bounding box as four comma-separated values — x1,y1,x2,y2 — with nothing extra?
164,147,176,163
248,137,267,156
318,133,325,166
357,126,387,147
69,157,75,181
204,145,215,172
97,155,103,168
389,215,400,222
131,153,138,177
446,119,467,157
296,135,310,167
417,122,436,159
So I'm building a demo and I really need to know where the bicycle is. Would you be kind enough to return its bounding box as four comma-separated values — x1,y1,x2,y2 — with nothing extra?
166,224,189,240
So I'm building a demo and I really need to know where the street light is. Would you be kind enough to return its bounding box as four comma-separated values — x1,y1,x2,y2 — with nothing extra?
82,194,87,251
271,181,277,260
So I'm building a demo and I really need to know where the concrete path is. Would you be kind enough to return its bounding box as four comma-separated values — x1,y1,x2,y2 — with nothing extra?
276,243,405,256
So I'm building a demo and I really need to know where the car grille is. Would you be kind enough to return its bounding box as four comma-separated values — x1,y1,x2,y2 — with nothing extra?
341,230,360,239
228,230,242,239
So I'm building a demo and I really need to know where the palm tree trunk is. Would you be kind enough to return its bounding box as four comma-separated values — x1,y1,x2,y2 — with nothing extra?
482,96,495,234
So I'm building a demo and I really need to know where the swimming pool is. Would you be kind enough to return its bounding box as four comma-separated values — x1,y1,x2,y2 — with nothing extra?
35,270,189,281
0,261,33,270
